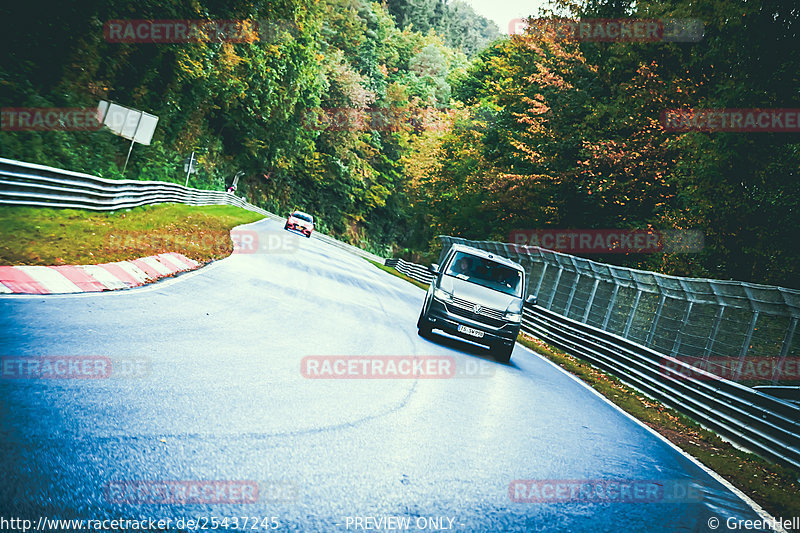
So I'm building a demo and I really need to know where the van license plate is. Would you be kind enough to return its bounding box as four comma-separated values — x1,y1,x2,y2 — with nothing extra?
457,325,484,338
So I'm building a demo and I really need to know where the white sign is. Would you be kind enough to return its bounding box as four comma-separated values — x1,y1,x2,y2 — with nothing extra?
98,100,159,145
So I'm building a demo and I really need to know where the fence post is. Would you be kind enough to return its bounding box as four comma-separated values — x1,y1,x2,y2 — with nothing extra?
547,267,563,310
732,310,759,381
772,317,797,384
563,257,580,317
703,306,725,360
671,301,694,357
623,289,642,338
582,278,601,323
534,263,548,297
601,285,620,330
646,294,667,347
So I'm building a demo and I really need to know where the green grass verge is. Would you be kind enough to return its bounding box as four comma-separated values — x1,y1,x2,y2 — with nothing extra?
368,259,430,290
516,334,800,522
0,204,264,265
371,263,800,520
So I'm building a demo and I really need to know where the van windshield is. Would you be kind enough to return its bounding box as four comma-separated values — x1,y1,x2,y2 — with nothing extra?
444,252,523,297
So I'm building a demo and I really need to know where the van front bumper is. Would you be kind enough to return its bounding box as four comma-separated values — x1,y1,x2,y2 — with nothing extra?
423,299,520,347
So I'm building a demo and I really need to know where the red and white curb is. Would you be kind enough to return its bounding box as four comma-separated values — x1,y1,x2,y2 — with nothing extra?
0,253,200,294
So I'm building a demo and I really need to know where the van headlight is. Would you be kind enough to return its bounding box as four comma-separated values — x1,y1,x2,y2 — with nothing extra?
433,288,453,302
505,310,522,323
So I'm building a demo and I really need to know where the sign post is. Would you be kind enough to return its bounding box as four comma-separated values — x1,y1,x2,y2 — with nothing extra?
121,112,143,176
97,101,159,176
232,170,244,189
184,152,197,186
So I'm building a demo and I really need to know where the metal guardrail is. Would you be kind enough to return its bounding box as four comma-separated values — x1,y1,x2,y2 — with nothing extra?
0,158,385,263
384,258,435,284
440,236,800,387
311,232,385,263
384,239,800,470
0,158,273,215
523,305,800,470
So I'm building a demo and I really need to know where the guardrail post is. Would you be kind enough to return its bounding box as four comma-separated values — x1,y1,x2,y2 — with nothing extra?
601,285,619,330
733,286,760,379
772,317,797,384
533,263,547,297
623,289,642,338
582,278,600,323
547,268,563,310
703,306,725,359
732,310,759,381
564,258,580,317
670,301,694,357
646,294,667,347
564,278,579,317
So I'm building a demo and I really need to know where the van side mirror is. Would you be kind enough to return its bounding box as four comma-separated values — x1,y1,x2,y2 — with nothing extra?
428,263,440,274
526,295,538,306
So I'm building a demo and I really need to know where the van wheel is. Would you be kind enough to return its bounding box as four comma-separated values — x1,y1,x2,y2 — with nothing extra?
417,312,433,338
492,342,513,363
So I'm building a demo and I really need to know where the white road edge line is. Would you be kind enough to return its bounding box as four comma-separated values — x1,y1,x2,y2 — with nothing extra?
516,341,787,533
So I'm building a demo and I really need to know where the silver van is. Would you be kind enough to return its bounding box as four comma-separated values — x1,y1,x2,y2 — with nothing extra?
417,244,536,362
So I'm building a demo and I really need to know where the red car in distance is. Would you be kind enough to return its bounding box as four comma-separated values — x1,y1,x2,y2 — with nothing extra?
284,210,315,238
